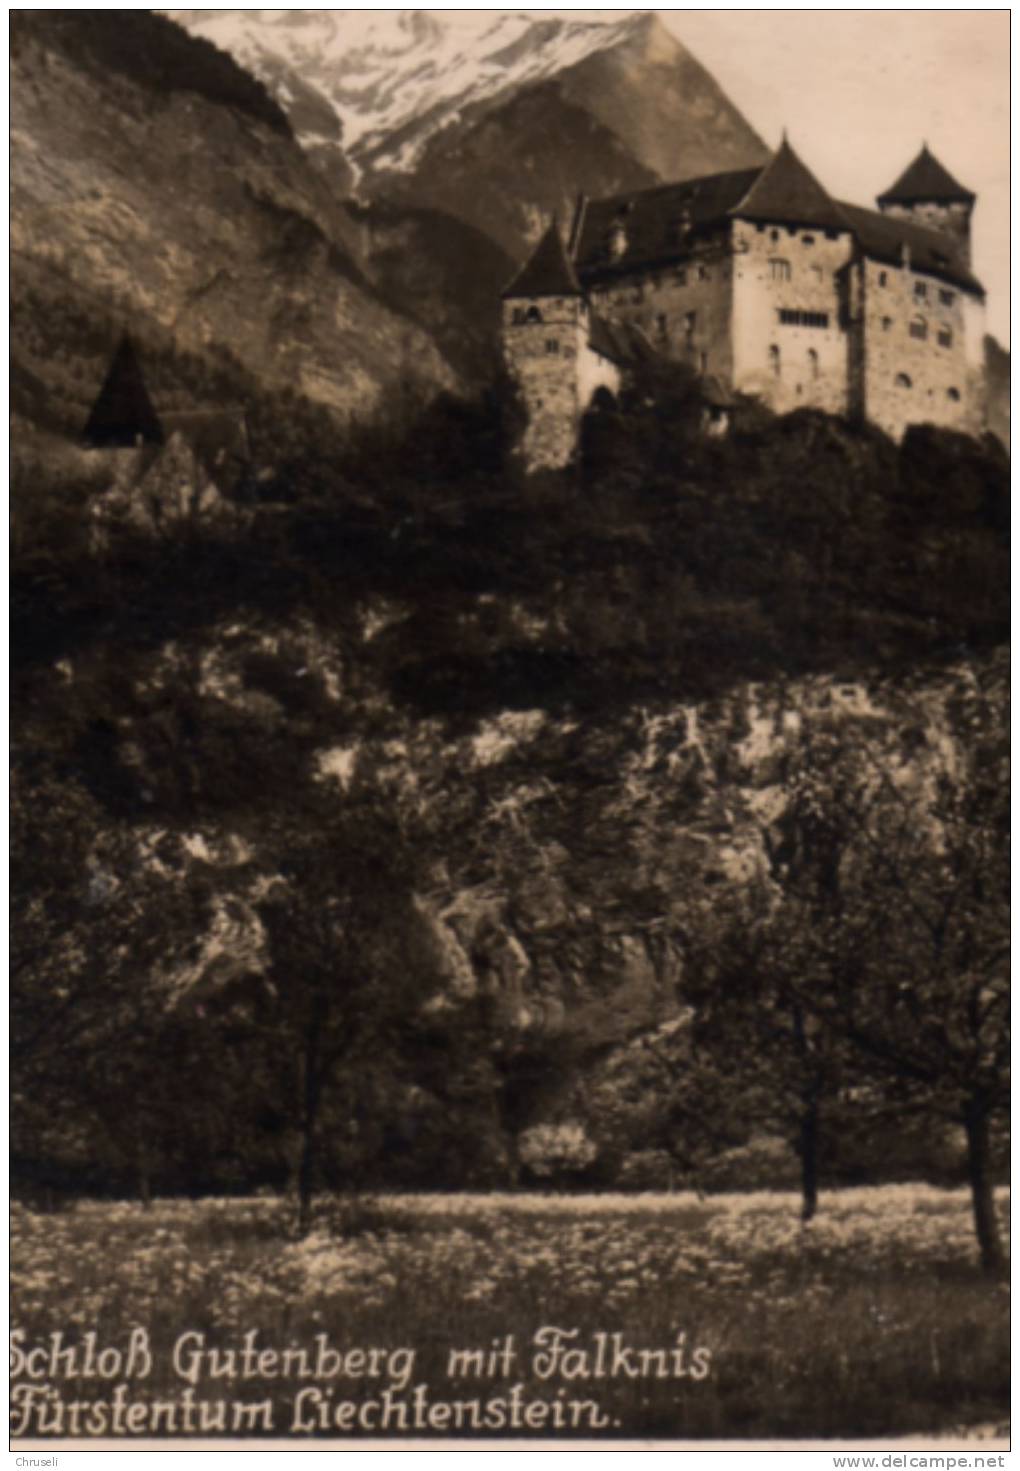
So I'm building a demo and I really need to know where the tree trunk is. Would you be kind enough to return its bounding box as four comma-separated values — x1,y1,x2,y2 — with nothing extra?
136,1137,152,1210
798,1095,820,1223
296,1017,325,1238
296,1117,316,1238
963,1100,1004,1278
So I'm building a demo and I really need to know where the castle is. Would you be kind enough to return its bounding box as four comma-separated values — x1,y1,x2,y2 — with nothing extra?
501,141,987,470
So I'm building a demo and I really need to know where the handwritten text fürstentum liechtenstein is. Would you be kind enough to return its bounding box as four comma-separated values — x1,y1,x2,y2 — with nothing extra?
10,1326,712,1436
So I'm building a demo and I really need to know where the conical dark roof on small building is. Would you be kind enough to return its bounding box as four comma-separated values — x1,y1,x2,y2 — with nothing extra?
502,219,582,299
877,145,975,206
82,334,164,448
731,138,850,232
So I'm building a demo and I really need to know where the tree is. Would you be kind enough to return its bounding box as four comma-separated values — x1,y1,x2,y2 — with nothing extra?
11,769,267,1201
706,677,1009,1272
253,793,447,1234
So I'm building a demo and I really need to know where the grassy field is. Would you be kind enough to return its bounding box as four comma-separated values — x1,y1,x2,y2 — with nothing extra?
10,1186,1009,1442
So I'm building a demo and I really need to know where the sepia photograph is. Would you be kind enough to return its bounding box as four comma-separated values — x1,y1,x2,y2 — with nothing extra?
9,6,1009,1452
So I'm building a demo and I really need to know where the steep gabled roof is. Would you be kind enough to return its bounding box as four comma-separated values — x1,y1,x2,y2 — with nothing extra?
568,139,983,300
502,219,582,299
877,145,975,207
839,203,982,294
574,167,761,280
730,138,850,232
82,334,164,448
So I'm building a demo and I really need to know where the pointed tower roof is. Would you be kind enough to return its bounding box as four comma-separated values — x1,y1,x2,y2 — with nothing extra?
502,218,583,299
877,144,975,206
730,137,850,232
82,334,164,448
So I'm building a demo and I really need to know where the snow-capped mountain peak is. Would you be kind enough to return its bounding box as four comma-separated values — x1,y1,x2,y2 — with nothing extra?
167,9,666,170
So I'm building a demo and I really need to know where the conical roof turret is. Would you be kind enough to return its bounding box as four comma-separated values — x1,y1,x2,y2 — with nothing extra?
877,144,975,206
502,217,583,299
731,137,849,232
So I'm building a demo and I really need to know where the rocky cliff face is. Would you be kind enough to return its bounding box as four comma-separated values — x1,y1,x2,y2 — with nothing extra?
41,566,1004,1067
10,12,456,425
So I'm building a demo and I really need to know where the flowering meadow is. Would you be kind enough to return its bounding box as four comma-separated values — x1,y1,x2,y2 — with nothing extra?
10,1186,1009,1442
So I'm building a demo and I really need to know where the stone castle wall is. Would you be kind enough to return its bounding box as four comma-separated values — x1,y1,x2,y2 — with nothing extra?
730,219,853,416
586,231,735,381
857,255,984,440
880,200,973,264
501,296,585,471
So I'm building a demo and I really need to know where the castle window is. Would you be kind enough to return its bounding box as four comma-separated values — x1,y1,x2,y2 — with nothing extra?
825,229,839,241
769,258,792,282
895,372,912,389
545,339,559,354
770,229,780,243
801,234,816,246
882,317,893,332
807,347,819,379
908,317,928,341
769,345,781,377
684,311,696,336
937,325,953,348
698,265,710,281
512,307,527,324
939,288,956,307
525,306,543,323
778,308,829,328
675,267,688,284
947,387,961,402
913,281,928,301
878,271,888,287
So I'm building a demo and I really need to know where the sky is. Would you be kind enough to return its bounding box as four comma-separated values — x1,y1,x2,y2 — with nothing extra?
649,9,1010,344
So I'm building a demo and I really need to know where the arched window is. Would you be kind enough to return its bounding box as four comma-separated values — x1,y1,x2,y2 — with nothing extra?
937,324,953,348
768,258,792,282
807,348,819,380
769,345,781,377
512,307,527,324
909,317,928,341
947,387,961,402
525,306,543,324
894,372,912,389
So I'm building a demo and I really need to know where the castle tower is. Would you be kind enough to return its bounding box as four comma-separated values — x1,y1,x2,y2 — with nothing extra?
876,145,976,265
501,218,588,472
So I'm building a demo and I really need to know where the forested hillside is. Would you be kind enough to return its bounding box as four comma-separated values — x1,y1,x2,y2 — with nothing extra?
12,376,1009,1261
